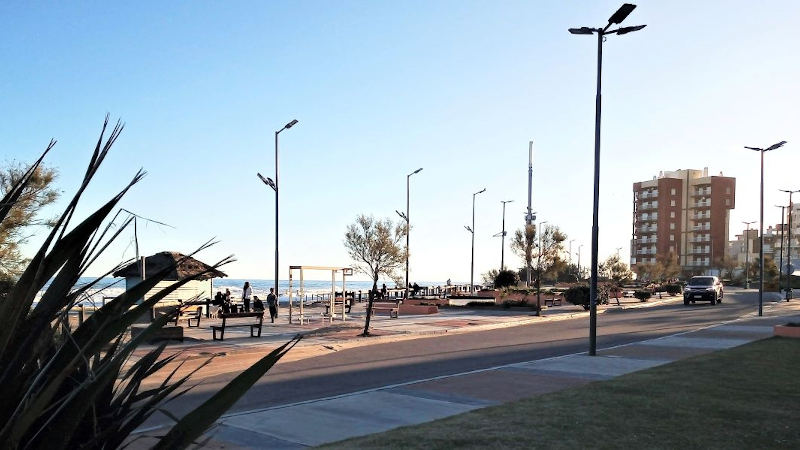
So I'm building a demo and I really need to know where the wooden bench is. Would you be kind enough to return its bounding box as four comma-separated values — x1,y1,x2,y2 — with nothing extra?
544,296,562,307
174,306,203,327
212,312,264,341
371,306,399,318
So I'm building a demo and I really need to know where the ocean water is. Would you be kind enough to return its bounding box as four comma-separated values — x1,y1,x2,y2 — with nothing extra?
40,277,453,306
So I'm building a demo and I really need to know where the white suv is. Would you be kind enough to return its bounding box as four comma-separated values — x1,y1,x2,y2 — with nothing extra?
684,276,723,305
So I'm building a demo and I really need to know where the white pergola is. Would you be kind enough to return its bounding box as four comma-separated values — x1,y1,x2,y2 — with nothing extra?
288,265,353,324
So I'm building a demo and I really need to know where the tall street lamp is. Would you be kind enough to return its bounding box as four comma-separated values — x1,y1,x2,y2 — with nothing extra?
776,204,787,295
536,220,549,315
745,141,786,315
258,119,298,323
569,3,646,356
494,200,514,271
466,188,486,294
396,168,423,301
577,244,583,280
742,221,756,289
779,189,799,301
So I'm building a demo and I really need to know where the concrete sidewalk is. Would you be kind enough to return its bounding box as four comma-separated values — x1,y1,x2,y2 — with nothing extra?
132,293,685,365
178,295,800,449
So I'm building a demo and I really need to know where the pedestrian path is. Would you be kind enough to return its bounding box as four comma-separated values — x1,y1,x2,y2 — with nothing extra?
198,301,800,448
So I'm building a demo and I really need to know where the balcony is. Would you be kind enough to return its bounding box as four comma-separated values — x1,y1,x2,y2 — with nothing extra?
639,190,658,199
639,201,658,210
692,188,711,196
638,237,657,244
690,236,710,243
639,226,658,234
640,214,659,222
692,212,711,220
692,224,711,231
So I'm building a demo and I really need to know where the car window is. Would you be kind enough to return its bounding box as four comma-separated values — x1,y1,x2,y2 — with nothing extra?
690,277,714,286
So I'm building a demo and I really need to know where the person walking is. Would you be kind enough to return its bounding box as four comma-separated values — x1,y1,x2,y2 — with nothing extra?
266,288,278,323
242,281,252,313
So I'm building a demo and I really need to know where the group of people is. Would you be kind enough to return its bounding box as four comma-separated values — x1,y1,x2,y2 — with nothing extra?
212,281,279,322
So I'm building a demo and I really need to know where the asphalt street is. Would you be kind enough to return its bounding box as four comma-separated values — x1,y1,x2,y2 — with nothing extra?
150,288,772,427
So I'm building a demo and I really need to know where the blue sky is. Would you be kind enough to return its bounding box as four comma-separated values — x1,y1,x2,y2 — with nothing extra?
2,1,799,282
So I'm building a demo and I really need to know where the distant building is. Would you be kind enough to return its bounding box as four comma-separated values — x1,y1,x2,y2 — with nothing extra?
631,168,735,275
728,228,759,267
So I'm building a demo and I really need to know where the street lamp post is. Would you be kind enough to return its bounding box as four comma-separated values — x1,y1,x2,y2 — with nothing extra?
616,247,622,258
776,205,787,295
258,119,298,323
495,200,514,271
397,168,423,301
569,3,646,356
577,244,583,279
780,189,799,300
536,220,549,315
466,188,486,294
745,141,786,315
742,221,755,289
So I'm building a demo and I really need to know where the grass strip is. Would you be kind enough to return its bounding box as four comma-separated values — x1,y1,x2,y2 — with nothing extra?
322,337,800,449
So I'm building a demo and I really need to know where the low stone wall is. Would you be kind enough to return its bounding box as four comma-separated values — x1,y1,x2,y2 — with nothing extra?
398,304,438,315
405,298,449,307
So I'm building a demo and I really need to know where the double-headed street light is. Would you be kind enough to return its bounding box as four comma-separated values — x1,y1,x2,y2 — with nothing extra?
258,119,298,323
466,188,486,294
396,168,423,301
745,140,786,315
742,220,756,290
779,188,800,301
569,3,646,356
493,200,514,271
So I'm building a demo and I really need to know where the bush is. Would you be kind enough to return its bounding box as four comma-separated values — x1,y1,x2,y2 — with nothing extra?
634,290,653,302
665,283,682,295
494,270,519,289
563,284,610,310
502,299,528,308
465,301,494,307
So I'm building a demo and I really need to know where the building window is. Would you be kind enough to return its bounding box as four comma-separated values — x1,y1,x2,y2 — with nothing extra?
670,200,676,206
671,188,676,195
726,187,731,194
670,223,675,230
670,245,675,252
670,211,675,218
725,199,730,206
670,234,675,241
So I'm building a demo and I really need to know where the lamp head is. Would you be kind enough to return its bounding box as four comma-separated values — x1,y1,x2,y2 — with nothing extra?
615,24,646,35
568,27,595,35
608,3,636,24
285,119,299,129
766,140,787,151
412,167,423,175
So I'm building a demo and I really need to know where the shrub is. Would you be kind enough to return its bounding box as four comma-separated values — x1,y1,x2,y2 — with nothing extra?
634,290,653,302
465,301,494,307
665,283,682,295
563,284,610,310
502,299,528,308
494,270,519,288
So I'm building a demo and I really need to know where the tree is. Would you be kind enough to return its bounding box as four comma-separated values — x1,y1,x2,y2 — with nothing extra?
344,215,407,336
482,269,499,285
719,255,738,280
600,254,633,285
0,162,58,282
657,253,681,280
493,269,518,288
535,225,567,285
511,224,536,286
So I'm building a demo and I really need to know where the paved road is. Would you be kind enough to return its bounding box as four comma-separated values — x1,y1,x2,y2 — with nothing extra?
149,288,770,427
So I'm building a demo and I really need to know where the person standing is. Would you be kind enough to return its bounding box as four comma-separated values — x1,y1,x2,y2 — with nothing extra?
381,283,388,300
242,281,252,313
266,288,278,323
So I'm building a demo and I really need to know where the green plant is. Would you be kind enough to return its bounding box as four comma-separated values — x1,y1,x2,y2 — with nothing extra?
664,284,682,295
562,284,610,310
501,299,528,308
0,119,299,449
634,290,652,302
494,270,518,288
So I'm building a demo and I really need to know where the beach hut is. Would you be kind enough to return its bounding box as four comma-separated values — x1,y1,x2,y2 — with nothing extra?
113,251,226,316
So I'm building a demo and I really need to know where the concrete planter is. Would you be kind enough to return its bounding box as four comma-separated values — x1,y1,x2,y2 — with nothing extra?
774,323,800,338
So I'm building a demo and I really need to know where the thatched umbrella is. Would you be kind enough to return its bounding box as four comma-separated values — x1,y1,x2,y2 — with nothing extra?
113,251,226,280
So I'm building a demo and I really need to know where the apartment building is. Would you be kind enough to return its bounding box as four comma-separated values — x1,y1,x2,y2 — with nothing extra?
631,168,736,274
